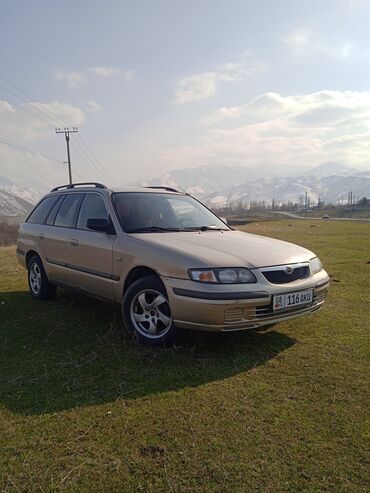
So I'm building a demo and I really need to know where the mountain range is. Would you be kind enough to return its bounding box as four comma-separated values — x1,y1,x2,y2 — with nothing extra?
141,162,370,206
1,162,370,217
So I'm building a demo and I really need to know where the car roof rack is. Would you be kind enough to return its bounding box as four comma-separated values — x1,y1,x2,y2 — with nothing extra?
144,186,180,193
51,182,107,192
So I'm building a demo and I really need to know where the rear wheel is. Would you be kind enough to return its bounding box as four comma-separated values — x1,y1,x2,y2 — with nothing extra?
27,255,57,300
122,275,177,346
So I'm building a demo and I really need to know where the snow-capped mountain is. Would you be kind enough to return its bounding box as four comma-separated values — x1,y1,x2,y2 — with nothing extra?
204,170,370,206
303,161,356,177
140,164,288,197
140,162,370,206
0,189,34,217
0,176,40,204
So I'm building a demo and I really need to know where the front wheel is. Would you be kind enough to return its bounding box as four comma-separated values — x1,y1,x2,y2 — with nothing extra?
28,255,57,300
122,275,177,347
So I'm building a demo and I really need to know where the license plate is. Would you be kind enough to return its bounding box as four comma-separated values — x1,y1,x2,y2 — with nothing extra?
273,289,313,311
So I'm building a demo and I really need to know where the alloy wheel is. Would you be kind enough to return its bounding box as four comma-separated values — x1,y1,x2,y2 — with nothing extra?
29,262,42,295
130,289,172,339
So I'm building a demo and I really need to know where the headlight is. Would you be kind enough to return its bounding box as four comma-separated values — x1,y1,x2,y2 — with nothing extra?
189,268,256,284
310,257,323,274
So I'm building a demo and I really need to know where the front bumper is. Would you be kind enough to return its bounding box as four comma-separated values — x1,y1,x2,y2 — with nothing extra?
163,272,329,332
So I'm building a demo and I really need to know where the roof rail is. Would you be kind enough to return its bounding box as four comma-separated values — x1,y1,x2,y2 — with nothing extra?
144,186,180,193
51,182,107,192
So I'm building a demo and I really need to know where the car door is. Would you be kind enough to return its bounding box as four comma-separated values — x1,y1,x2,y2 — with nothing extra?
43,193,84,287
67,192,116,300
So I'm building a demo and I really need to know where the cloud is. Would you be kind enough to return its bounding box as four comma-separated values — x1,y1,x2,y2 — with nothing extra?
0,100,85,142
89,66,121,78
53,70,85,88
174,54,265,104
86,100,102,113
174,72,233,104
284,28,353,58
123,69,135,81
160,90,370,169
54,66,135,88
0,99,86,187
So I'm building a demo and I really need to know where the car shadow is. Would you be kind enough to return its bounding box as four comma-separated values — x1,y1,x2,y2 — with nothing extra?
0,290,296,415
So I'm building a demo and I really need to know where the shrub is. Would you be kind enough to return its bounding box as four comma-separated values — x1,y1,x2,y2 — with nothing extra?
0,221,19,246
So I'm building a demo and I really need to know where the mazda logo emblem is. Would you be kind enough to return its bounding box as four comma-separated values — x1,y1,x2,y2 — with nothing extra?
285,265,293,274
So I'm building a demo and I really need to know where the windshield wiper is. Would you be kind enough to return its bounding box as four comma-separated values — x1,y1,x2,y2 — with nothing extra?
182,225,229,231
128,226,181,233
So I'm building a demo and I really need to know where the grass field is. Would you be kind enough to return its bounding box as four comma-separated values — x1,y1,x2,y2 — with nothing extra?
0,220,369,492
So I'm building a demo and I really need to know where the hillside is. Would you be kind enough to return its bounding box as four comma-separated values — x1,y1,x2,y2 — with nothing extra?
0,189,34,217
204,170,370,206
139,162,370,205
0,175,41,204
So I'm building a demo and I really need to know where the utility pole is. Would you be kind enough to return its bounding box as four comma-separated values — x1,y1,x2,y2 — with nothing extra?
304,191,308,220
55,127,78,184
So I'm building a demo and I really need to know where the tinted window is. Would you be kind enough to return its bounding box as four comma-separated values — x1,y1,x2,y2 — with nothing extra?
27,195,60,224
54,193,83,228
77,193,108,230
46,195,63,225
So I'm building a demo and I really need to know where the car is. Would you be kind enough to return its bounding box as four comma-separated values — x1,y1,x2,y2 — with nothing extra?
17,182,329,346
322,215,330,220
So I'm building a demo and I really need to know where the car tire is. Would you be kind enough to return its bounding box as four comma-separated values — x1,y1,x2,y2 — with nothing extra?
27,255,57,300
122,275,177,347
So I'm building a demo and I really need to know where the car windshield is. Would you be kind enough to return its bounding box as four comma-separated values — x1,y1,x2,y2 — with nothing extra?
112,192,230,233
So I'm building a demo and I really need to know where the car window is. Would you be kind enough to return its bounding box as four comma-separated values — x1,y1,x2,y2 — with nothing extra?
54,193,83,228
167,197,213,228
77,193,108,230
45,195,64,225
112,192,228,232
27,195,60,224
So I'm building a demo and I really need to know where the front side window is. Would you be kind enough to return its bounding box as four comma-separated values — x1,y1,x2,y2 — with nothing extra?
77,193,108,230
27,195,60,224
112,192,229,233
54,193,83,228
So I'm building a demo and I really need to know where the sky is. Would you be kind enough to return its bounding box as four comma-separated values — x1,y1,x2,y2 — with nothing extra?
0,0,370,190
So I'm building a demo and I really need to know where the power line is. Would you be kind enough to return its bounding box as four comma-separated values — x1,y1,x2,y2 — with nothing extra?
63,161,87,182
0,72,111,183
70,141,107,181
0,135,62,163
0,87,54,127
76,134,113,184
0,72,69,128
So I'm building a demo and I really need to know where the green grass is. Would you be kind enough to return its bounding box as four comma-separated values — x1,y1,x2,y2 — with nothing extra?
299,208,370,220
0,220,369,492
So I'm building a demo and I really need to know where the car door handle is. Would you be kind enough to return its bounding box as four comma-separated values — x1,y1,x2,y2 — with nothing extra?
70,239,79,247
39,233,45,240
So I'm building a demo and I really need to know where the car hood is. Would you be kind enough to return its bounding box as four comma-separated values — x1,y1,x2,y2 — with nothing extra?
132,230,315,269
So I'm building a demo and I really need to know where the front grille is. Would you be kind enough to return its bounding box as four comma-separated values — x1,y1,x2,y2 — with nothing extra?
261,265,309,284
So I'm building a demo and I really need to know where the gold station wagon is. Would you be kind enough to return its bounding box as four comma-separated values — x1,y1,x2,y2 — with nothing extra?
17,182,329,346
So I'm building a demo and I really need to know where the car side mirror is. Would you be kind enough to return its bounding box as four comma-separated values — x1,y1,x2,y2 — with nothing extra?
86,218,114,233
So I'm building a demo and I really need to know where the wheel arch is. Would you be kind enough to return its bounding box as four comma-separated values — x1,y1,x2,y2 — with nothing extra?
25,250,40,268
123,266,166,296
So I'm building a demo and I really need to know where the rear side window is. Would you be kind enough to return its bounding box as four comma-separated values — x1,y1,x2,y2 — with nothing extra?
46,195,64,225
27,195,60,224
77,193,108,230
54,193,83,228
